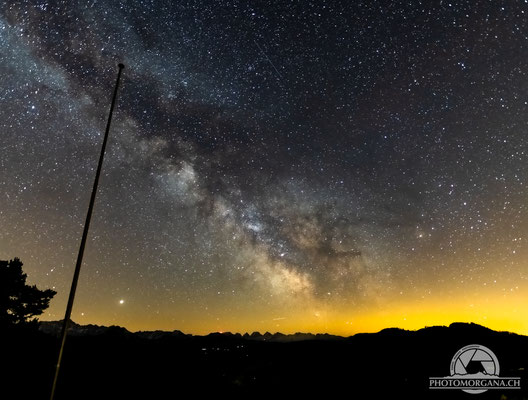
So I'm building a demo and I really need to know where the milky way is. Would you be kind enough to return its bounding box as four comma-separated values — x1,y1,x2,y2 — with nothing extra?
1,1,528,334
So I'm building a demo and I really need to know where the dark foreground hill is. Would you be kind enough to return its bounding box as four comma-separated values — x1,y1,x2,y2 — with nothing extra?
4,322,527,399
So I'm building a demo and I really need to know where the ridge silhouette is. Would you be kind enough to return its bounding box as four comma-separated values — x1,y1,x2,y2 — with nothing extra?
5,320,527,399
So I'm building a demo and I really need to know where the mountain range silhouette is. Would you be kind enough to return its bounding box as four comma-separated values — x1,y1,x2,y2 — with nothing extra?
5,321,527,399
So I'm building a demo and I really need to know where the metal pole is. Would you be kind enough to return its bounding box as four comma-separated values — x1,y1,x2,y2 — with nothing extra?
50,63,125,400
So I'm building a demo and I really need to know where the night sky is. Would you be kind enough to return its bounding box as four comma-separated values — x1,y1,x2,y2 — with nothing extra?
1,0,528,335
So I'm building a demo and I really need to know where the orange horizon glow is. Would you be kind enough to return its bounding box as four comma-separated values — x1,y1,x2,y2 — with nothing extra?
41,286,528,336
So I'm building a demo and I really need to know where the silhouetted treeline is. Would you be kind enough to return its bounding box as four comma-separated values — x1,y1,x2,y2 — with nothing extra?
0,257,56,329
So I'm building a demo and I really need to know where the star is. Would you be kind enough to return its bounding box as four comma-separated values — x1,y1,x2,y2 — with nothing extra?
0,0,526,335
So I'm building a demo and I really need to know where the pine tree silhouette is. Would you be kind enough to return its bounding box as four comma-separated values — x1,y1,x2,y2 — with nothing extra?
0,257,56,328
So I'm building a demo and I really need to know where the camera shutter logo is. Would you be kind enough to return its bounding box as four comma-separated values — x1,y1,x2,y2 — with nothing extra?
429,344,521,394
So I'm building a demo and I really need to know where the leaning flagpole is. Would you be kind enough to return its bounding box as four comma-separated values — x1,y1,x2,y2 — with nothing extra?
50,63,125,400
